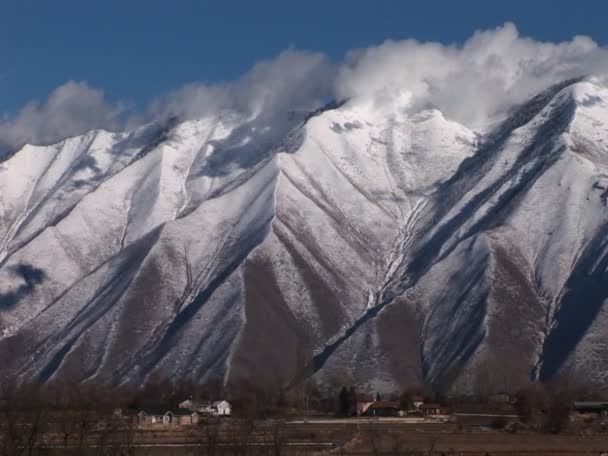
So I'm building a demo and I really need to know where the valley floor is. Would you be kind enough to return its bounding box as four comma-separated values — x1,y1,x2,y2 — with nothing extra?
29,418,608,456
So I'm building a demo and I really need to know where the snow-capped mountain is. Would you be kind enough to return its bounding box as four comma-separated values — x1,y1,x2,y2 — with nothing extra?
1,76,608,392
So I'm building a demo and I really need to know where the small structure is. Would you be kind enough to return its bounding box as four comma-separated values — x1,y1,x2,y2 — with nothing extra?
213,400,232,416
138,406,167,424
130,407,199,425
161,409,200,425
180,399,222,415
197,403,216,414
131,410,152,425
364,400,401,417
162,411,174,424
356,394,375,416
574,401,608,415
419,403,442,415
411,395,425,410
173,409,200,425
179,398,231,416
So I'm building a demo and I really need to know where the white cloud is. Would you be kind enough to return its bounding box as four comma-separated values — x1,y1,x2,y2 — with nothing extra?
148,49,334,123
335,23,608,127
0,81,125,153
2,23,607,154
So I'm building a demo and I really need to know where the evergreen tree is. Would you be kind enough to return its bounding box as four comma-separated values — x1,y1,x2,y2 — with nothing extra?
348,386,357,416
338,387,350,416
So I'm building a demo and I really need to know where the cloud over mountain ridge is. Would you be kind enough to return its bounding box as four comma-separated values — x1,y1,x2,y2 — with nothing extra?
2,22,607,154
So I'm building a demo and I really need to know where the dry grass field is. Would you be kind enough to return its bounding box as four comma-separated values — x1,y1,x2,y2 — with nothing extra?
20,417,608,455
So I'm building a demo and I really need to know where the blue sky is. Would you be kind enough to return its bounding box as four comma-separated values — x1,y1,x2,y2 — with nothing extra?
2,0,607,115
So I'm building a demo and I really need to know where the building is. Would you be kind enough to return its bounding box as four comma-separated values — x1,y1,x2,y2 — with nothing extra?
213,400,232,416
364,400,401,417
573,401,608,415
133,406,167,425
419,403,442,415
179,398,231,416
179,399,214,414
356,394,375,416
411,395,425,410
130,407,199,425
173,409,200,425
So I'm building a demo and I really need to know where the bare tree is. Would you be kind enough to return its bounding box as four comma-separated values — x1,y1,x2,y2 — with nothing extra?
233,417,255,456
0,382,49,456
426,434,439,456
196,416,221,456
92,411,135,456
515,383,549,430
270,419,285,456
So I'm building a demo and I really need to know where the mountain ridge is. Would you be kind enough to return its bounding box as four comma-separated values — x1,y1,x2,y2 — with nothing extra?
1,76,608,392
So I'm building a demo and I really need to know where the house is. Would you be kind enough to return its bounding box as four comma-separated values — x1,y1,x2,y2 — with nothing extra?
419,403,442,415
198,403,216,414
162,411,175,424
179,399,214,414
574,401,608,415
411,395,425,410
172,409,200,425
130,407,199,425
136,406,168,424
364,400,401,417
213,400,232,416
178,398,231,416
159,409,200,425
125,409,153,425
356,394,375,416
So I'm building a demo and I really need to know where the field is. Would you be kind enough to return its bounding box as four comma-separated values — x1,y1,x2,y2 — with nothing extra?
32,417,608,455
286,418,608,455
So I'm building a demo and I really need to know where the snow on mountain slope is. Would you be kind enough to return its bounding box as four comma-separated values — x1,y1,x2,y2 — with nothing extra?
314,77,608,391
0,77,607,391
226,100,478,387
0,111,279,382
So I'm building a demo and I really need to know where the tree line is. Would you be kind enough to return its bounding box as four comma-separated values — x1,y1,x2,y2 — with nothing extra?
1,371,606,454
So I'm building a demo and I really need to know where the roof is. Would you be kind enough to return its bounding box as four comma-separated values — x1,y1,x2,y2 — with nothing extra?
138,405,169,416
420,403,441,409
134,406,196,416
168,408,197,415
574,401,608,408
212,400,230,407
368,400,400,409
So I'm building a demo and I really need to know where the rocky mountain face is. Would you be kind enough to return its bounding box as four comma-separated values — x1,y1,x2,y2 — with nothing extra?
1,77,608,392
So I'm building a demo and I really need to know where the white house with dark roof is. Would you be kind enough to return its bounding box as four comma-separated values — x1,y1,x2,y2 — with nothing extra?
179,398,232,416
213,400,232,416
